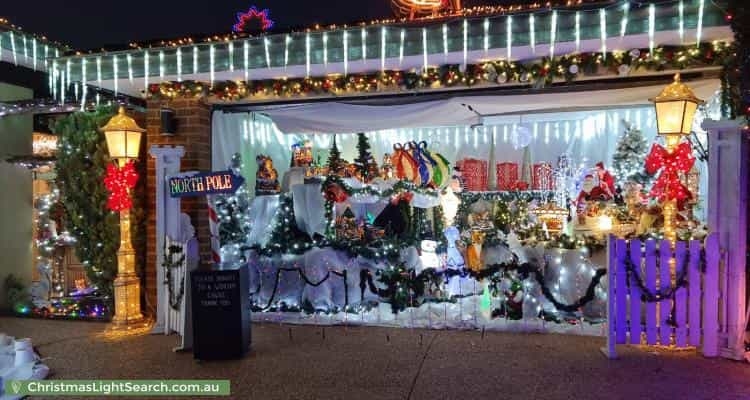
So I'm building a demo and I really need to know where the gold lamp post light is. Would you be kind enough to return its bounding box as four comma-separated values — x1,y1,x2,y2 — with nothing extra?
101,107,145,328
649,73,704,243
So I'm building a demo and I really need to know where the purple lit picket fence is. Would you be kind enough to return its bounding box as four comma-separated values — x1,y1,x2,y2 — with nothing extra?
603,233,721,359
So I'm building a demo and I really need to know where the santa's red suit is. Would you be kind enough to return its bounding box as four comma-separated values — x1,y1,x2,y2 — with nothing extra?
595,162,615,199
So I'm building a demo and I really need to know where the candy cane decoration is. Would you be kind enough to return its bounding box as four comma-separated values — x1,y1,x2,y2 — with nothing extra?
207,199,222,264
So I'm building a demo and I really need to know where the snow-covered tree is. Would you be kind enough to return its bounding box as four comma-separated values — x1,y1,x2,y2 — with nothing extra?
612,120,651,187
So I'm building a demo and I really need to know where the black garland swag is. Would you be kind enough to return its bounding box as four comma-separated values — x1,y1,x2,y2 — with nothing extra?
162,243,186,311
622,246,696,303
255,267,349,311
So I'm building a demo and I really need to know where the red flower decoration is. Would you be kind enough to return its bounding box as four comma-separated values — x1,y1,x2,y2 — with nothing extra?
104,161,139,211
233,6,274,34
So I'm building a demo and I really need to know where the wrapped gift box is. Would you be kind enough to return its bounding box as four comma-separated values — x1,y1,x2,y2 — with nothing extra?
459,158,488,191
532,162,554,190
496,162,519,190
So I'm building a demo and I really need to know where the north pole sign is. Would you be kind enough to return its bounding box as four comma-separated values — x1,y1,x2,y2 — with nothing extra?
168,171,245,198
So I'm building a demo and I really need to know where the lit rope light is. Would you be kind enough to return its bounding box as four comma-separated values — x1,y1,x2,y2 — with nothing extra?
620,3,629,37
176,48,183,82
264,37,271,69
381,27,387,71
399,29,405,65
159,50,165,80
648,4,655,53
361,27,367,62
484,18,490,53
443,24,448,57
210,44,215,87
143,52,148,90
243,40,249,80
506,16,512,60
599,9,606,60
80,58,87,111
96,56,102,88
575,11,581,52
228,42,234,72
696,0,704,47
678,1,684,43
284,35,291,69
529,14,535,53
463,19,468,67
423,27,429,71
193,46,198,74
10,31,16,65
549,10,557,59
344,30,349,75
112,55,118,94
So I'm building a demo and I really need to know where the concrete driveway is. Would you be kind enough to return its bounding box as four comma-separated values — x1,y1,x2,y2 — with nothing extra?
2,317,749,400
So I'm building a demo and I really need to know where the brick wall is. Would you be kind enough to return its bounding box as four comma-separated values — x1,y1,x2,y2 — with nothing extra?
144,98,212,311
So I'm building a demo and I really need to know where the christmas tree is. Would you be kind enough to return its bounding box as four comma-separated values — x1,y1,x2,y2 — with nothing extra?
612,120,650,187
212,153,252,264
327,135,346,175
353,133,378,182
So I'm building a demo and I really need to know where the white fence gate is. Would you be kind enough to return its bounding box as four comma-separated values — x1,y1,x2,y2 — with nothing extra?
604,233,721,358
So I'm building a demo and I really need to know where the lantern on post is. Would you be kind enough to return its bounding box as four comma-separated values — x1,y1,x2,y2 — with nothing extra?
101,106,145,329
648,73,704,242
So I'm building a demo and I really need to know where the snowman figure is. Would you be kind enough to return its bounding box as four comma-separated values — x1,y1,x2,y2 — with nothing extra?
418,240,440,273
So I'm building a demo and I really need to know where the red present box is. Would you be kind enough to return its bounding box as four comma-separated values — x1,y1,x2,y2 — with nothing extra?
496,162,519,191
532,162,554,190
459,158,488,191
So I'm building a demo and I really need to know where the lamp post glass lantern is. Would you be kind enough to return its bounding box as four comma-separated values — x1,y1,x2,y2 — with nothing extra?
101,106,145,327
649,73,704,243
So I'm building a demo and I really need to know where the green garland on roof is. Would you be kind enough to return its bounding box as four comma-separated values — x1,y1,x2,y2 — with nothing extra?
146,42,734,102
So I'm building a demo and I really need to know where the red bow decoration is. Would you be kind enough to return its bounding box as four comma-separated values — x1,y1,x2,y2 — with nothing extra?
645,141,695,208
104,161,139,211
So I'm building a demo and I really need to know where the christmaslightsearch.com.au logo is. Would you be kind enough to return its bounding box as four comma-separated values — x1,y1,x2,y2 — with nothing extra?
4,380,230,396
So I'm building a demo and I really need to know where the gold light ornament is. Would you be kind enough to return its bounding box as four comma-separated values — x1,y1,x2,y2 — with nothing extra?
649,73,704,150
649,73,703,244
101,107,145,329
102,106,145,163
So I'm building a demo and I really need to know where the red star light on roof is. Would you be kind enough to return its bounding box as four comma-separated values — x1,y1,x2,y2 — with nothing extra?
233,6,275,34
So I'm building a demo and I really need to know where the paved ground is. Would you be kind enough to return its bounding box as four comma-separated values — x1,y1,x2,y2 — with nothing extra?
2,317,750,400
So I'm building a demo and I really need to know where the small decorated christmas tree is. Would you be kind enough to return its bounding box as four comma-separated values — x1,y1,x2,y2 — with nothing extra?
612,120,651,186
327,135,346,175
353,133,379,182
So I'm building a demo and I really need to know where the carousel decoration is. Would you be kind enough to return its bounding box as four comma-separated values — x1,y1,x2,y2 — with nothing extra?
532,203,568,234
648,73,703,242
291,140,313,167
391,0,462,19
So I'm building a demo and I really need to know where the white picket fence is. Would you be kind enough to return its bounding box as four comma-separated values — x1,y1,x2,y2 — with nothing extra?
604,233,721,358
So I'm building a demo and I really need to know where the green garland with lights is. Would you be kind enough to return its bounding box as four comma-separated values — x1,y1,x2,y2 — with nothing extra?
53,107,147,300
146,42,733,103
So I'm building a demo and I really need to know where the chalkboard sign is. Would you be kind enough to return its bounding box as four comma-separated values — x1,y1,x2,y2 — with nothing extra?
190,265,250,360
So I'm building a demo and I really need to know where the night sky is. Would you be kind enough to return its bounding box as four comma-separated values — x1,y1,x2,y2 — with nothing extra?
4,0,511,51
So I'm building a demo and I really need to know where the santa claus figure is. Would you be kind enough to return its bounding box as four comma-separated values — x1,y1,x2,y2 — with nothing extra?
595,162,615,199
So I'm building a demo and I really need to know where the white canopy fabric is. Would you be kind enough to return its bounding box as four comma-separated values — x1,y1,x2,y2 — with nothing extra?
254,79,720,134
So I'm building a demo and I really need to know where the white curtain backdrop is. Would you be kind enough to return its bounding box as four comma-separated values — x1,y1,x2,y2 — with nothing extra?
213,84,719,220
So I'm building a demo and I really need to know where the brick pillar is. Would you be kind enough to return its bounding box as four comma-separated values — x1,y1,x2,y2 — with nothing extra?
145,98,212,310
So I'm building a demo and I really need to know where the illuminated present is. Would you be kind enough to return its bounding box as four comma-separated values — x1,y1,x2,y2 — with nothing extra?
496,162,519,190
532,162,554,190
459,158,488,192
